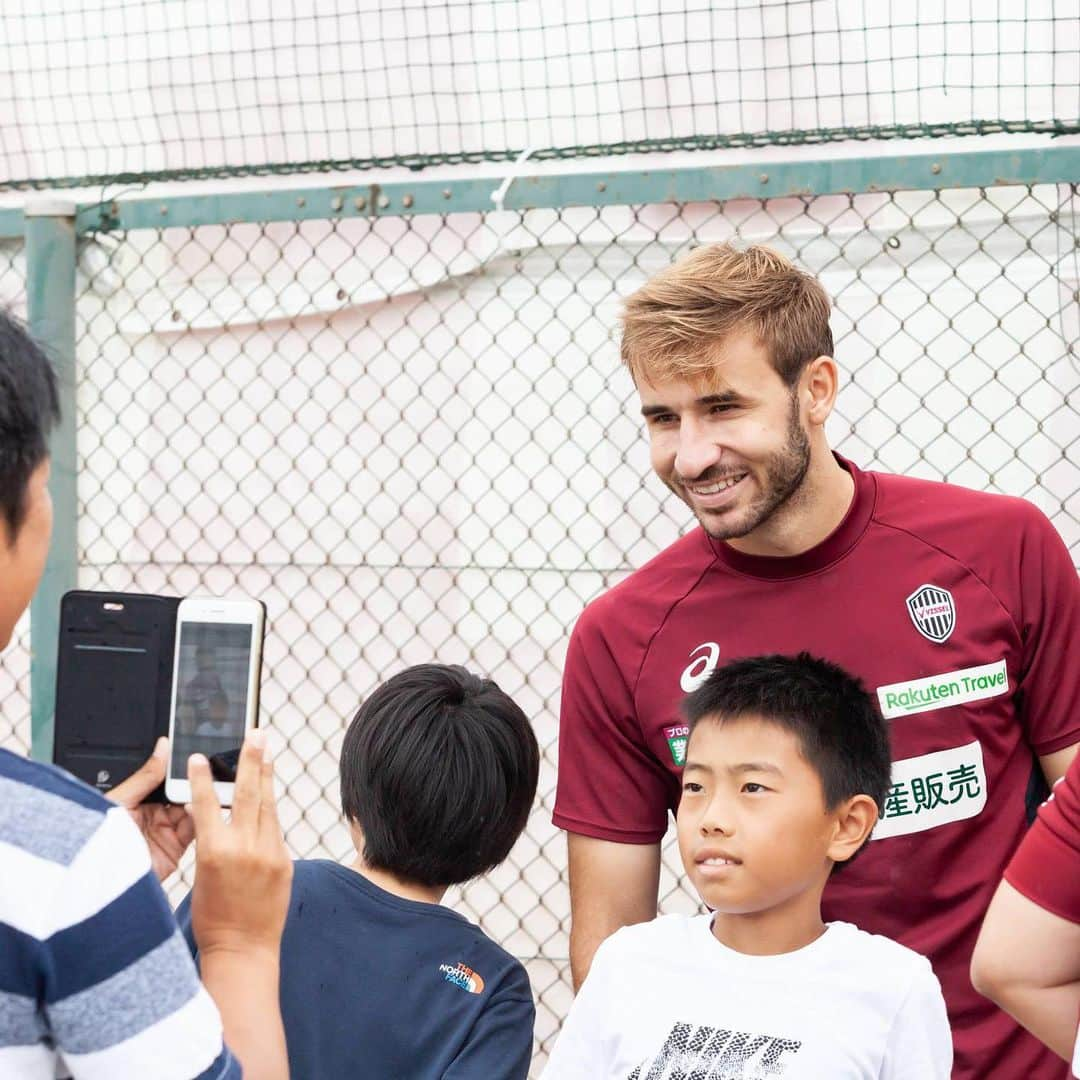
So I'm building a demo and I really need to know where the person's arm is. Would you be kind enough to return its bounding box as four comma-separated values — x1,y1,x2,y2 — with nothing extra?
188,731,292,1080
568,834,659,990
555,609,672,990
40,809,240,1079
880,965,952,1079
972,750,1080,1062
442,967,535,1080
1040,743,1078,787
970,880,1080,1061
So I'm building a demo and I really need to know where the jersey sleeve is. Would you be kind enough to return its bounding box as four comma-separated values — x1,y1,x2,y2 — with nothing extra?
1004,751,1080,923
443,964,534,1080
880,963,953,1080
44,808,240,1080
1012,503,1080,755
553,605,673,843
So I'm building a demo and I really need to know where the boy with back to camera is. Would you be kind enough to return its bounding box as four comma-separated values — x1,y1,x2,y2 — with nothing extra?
181,662,540,1079
543,653,952,1078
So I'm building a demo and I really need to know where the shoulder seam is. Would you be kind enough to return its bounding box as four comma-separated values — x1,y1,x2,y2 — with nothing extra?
870,517,1022,640
630,542,719,700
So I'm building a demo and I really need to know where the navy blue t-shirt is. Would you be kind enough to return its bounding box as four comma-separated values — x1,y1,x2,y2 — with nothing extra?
178,859,535,1079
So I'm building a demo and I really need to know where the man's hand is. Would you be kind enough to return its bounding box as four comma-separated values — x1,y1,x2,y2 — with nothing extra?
188,729,293,958
108,736,194,882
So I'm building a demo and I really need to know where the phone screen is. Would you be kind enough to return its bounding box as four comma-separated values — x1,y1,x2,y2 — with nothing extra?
169,621,254,783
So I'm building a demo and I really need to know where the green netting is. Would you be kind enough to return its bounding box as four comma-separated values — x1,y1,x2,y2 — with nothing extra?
1,1,1078,191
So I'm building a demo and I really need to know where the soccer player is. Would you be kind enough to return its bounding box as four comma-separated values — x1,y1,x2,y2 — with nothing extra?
553,243,1080,1079
544,654,951,1078
0,310,292,1078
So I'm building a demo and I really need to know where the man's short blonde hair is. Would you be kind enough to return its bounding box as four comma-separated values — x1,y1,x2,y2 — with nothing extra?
620,243,833,388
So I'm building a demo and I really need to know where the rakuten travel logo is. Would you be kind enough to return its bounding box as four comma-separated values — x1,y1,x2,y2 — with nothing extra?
680,642,721,693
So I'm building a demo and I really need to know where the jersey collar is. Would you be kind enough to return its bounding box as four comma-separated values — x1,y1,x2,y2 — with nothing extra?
705,454,876,580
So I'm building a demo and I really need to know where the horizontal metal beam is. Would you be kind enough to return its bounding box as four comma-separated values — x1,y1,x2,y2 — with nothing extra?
41,144,1080,234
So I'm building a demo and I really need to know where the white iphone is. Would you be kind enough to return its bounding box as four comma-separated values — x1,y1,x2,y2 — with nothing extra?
165,595,266,806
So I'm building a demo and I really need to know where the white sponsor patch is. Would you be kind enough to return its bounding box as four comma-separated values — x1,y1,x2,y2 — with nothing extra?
873,740,987,840
876,659,1009,720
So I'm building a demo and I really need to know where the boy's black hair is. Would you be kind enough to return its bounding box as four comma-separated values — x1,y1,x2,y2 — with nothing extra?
682,652,891,866
0,311,59,541
340,663,540,889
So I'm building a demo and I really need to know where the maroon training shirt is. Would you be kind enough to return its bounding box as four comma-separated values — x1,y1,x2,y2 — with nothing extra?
554,457,1080,1080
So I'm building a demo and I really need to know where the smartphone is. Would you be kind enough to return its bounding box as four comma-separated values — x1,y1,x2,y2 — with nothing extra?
165,596,266,806
53,591,180,799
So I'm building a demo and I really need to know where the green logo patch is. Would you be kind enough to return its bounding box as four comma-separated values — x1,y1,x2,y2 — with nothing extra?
664,725,689,766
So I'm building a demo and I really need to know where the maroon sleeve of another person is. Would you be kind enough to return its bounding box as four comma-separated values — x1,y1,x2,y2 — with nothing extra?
1005,751,1080,924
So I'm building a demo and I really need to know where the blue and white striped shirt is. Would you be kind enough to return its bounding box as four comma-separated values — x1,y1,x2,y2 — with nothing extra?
0,747,240,1079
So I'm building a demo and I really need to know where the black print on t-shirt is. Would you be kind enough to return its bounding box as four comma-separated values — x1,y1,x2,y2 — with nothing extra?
626,1021,802,1079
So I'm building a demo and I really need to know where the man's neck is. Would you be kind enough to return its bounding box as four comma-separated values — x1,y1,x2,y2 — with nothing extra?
725,445,854,559
349,856,446,906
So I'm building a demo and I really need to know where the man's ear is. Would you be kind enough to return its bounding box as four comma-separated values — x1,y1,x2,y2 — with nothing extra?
802,355,839,428
826,793,879,865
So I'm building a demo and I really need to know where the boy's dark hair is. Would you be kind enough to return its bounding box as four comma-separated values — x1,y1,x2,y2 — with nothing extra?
0,311,59,541
340,664,540,888
682,652,891,866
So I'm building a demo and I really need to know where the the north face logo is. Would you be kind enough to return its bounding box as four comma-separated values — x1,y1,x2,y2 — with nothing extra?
439,962,484,994
906,585,956,643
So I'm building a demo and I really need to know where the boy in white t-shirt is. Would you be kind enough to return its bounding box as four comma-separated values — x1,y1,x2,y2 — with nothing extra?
544,652,952,1079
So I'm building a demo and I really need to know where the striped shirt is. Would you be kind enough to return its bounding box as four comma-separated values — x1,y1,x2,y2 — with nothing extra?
0,747,240,1079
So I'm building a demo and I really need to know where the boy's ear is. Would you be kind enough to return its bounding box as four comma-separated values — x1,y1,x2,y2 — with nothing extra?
826,794,879,865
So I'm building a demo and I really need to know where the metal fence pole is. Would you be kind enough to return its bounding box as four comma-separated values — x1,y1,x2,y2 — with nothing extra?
25,200,77,763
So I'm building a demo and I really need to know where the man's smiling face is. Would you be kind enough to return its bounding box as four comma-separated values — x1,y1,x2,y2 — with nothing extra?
638,330,811,542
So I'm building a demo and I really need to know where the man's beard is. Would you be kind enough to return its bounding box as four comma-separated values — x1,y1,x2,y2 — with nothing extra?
694,396,811,541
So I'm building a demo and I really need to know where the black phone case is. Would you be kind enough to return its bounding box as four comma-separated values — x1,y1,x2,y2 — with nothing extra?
53,590,181,801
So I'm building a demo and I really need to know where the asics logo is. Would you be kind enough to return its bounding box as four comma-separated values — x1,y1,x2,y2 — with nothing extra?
680,642,721,693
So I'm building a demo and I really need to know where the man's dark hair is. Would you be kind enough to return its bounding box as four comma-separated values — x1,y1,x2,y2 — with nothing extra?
340,664,540,888
682,652,891,866
0,311,59,541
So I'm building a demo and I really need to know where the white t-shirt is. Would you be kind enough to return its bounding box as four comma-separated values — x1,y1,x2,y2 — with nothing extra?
543,916,952,1080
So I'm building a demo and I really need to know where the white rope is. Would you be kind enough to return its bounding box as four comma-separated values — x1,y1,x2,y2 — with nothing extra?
484,146,537,267
490,145,537,215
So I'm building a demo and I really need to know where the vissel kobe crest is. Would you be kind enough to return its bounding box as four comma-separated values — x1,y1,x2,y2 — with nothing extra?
905,584,956,643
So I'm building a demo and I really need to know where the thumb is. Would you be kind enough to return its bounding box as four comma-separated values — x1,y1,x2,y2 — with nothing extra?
108,737,169,808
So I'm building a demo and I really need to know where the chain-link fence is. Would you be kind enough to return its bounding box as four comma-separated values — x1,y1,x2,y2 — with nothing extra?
0,237,32,757
0,173,1078,1072
3,1,1079,189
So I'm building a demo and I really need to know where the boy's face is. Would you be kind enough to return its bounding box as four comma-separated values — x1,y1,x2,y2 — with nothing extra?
677,714,839,916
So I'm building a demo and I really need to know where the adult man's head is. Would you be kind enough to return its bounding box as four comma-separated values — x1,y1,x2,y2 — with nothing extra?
621,243,841,548
0,311,59,649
